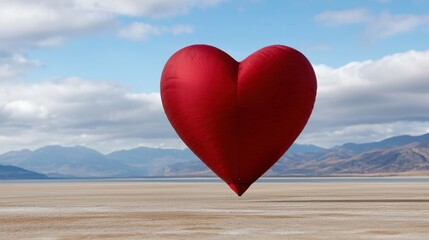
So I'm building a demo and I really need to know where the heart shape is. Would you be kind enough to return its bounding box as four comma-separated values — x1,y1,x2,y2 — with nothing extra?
161,45,317,196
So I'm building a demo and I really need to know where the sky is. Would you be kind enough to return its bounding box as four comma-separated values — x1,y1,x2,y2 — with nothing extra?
0,0,429,153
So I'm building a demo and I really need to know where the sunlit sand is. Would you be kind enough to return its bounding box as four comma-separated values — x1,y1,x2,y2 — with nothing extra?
1,181,429,239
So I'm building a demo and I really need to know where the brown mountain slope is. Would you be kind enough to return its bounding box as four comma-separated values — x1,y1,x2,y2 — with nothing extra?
269,142,429,176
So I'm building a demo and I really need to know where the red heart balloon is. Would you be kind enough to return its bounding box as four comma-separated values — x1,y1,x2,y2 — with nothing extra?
161,45,317,196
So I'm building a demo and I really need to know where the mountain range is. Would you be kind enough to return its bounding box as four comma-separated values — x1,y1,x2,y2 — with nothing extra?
0,133,428,178
268,134,429,176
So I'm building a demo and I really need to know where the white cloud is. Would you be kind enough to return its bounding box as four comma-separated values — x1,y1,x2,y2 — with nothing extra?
3,100,49,119
365,11,429,42
0,0,223,50
297,49,429,147
315,9,429,42
74,0,224,18
118,22,193,41
168,25,195,35
0,78,178,153
0,54,40,80
315,8,369,26
0,1,111,50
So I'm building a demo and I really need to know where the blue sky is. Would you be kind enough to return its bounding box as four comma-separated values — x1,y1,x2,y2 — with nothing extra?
0,0,429,153
26,0,429,92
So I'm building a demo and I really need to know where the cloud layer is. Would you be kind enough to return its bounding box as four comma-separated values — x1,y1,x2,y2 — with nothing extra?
118,23,194,41
299,49,429,146
0,0,223,50
0,54,40,80
0,78,182,153
0,1,110,49
315,9,429,42
0,49,428,152
74,0,224,18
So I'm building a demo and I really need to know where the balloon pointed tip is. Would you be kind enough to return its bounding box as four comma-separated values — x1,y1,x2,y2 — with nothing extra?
228,183,251,196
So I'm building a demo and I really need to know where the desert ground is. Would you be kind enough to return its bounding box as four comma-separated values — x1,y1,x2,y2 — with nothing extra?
1,180,429,239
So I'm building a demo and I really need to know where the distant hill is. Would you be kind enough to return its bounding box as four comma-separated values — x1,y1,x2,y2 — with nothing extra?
286,144,326,154
0,165,47,179
0,134,428,178
268,134,429,176
336,134,429,154
0,145,140,178
106,147,199,176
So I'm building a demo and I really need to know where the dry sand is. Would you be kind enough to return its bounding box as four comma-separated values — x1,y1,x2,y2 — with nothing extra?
1,181,429,239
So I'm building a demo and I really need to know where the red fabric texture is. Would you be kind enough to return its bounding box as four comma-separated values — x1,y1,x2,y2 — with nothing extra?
161,45,317,196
